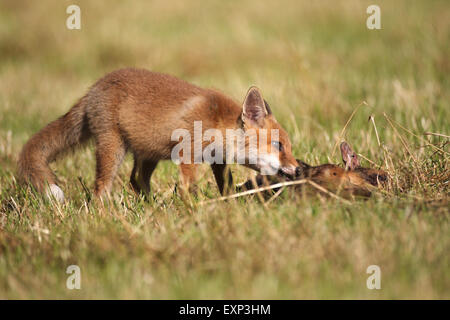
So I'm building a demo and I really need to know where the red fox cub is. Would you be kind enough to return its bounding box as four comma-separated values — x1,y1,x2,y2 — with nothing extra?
239,142,388,198
18,68,298,202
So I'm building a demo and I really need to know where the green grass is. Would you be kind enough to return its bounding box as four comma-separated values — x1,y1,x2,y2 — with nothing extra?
0,0,449,299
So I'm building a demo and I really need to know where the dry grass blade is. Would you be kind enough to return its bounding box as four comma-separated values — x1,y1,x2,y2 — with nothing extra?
264,186,285,205
383,113,421,166
331,101,367,158
383,112,425,190
369,115,381,147
356,153,381,168
424,132,450,139
387,118,449,156
368,114,391,172
250,175,267,205
199,179,309,204
199,179,352,205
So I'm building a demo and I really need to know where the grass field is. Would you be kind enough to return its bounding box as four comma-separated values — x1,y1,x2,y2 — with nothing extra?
0,0,449,299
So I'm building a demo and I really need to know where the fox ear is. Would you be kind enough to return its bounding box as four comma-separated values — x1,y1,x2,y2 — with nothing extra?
242,87,269,126
340,141,360,170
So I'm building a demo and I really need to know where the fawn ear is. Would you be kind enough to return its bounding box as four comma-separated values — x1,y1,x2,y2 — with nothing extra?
242,87,269,126
340,141,360,170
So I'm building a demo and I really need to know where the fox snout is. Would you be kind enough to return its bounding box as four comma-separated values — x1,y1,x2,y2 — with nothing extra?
278,165,297,178
276,149,298,178
256,156,297,177
276,158,298,178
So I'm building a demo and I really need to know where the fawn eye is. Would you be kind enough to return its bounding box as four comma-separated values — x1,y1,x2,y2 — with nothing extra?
271,141,283,152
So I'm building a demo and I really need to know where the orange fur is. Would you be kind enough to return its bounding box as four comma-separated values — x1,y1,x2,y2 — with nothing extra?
18,68,298,200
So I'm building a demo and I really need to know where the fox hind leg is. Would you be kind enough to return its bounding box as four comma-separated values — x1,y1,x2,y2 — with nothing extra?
130,157,158,196
93,132,126,197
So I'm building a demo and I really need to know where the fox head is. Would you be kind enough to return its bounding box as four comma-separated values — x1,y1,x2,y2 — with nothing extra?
239,87,298,176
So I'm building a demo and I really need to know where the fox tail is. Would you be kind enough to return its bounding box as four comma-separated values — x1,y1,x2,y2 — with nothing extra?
17,99,90,202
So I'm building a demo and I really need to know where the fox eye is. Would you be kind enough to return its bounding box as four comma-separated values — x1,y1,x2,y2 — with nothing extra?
271,141,283,152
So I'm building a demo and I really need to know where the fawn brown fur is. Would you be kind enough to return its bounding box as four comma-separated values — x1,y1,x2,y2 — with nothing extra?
239,142,388,198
